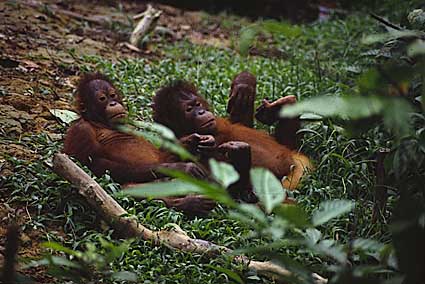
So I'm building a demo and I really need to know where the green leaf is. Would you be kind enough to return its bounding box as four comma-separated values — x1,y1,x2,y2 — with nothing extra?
239,25,258,56
99,238,130,263
362,30,422,45
250,168,285,213
316,239,347,263
48,256,83,269
281,95,413,138
300,113,323,121
49,109,79,125
119,122,196,161
133,120,176,140
206,264,244,284
407,39,425,57
121,180,201,198
273,204,311,228
42,242,81,257
352,238,384,252
158,168,236,205
382,99,413,137
261,20,302,38
209,159,239,188
304,228,322,245
237,203,268,223
312,200,354,226
280,95,384,119
111,271,138,282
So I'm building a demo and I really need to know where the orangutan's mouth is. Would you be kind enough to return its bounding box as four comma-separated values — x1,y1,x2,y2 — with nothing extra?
200,118,215,128
110,113,126,119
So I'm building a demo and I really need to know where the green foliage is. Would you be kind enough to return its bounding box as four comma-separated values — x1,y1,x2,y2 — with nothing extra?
3,3,424,283
250,168,285,213
209,159,240,188
312,200,355,227
27,239,137,283
125,125,361,282
238,20,302,56
281,95,413,137
120,120,196,161
121,179,202,198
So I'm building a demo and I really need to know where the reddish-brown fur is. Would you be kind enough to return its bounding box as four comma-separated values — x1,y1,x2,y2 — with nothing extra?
64,119,171,183
153,80,312,190
64,73,174,184
214,118,294,177
214,118,311,190
63,73,215,216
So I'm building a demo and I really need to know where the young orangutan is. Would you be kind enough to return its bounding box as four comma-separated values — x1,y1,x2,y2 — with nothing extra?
152,73,312,191
63,73,216,216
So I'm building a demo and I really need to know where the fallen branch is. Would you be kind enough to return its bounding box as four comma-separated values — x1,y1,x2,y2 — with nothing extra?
52,153,327,284
129,4,162,47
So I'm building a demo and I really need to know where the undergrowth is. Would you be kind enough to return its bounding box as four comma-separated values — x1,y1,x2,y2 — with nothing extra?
2,5,422,283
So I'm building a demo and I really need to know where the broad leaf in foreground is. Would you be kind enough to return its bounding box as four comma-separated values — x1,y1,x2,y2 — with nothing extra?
312,200,354,226
209,159,239,188
250,168,285,213
121,180,201,198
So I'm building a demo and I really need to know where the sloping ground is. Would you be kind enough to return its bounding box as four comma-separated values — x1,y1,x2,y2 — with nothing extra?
0,1,245,281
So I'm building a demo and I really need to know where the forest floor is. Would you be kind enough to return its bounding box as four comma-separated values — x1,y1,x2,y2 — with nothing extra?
2,0,415,283
0,1,245,281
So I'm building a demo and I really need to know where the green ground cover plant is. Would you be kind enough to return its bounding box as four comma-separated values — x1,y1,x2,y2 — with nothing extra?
2,2,424,283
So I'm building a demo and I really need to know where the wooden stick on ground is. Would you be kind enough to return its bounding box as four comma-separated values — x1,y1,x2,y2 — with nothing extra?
52,153,327,284
129,4,162,47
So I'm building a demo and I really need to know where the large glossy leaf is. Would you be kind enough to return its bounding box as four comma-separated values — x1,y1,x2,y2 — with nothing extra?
250,168,285,213
209,159,239,188
273,204,310,228
132,120,176,140
122,180,201,198
304,228,322,245
236,203,268,223
280,95,385,119
281,95,413,137
119,122,196,161
157,168,236,205
312,200,354,226
352,238,385,253
316,239,347,263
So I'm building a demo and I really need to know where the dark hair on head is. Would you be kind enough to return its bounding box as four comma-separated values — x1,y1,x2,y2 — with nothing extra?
74,72,117,114
153,80,209,129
